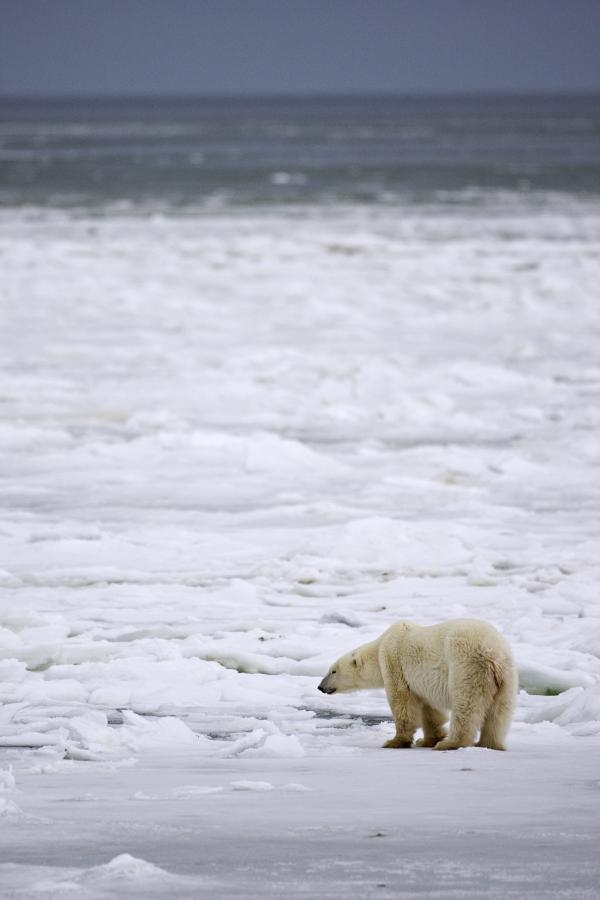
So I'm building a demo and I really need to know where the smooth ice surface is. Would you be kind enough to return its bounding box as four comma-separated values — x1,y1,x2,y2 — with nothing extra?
1,198,600,897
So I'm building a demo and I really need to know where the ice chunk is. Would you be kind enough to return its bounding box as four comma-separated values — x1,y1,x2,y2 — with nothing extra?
523,685,600,733
244,733,305,758
231,780,274,791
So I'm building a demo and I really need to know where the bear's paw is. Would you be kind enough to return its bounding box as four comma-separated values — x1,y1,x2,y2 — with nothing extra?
383,736,413,749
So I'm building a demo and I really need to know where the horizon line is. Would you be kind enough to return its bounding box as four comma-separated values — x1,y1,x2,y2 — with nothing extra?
2,88,600,102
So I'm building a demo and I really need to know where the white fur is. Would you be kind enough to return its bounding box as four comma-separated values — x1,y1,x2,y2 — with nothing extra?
318,618,518,751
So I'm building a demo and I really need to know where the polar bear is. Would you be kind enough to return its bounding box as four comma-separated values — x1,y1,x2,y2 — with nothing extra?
318,619,517,751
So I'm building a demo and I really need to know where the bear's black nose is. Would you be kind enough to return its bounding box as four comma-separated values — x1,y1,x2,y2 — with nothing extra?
318,683,335,694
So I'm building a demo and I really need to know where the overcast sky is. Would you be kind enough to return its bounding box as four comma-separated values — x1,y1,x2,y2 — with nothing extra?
1,0,599,96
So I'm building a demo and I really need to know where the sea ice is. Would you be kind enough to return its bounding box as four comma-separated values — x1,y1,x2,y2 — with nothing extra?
1,199,599,895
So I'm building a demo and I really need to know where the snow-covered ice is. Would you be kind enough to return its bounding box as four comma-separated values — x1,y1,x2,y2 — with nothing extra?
1,198,600,897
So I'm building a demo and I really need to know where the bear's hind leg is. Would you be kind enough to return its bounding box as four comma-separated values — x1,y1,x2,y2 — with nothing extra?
416,704,448,748
433,709,481,750
434,663,489,751
476,670,517,751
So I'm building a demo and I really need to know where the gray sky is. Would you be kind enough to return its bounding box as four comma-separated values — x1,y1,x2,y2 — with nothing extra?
1,0,600,96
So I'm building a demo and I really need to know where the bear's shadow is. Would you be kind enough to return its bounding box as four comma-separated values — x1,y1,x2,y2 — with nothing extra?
301,708,392,729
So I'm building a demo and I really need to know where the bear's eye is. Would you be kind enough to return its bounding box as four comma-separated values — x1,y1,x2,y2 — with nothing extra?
352,658,357,666
331,669,336,674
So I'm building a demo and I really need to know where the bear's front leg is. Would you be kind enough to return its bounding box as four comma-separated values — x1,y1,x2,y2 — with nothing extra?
415,703,448,748
383,689,421,748
381,657,420,748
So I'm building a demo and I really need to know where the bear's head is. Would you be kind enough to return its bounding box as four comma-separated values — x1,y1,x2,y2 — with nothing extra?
318,639,385,694
317,650,360,694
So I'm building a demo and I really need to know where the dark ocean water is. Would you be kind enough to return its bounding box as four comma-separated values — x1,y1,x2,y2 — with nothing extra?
1,94,599,209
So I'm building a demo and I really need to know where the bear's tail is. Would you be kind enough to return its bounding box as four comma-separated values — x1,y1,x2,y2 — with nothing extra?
478,647,512,697
489,656,504,693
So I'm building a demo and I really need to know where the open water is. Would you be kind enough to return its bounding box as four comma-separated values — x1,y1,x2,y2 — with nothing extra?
1,94,599,208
